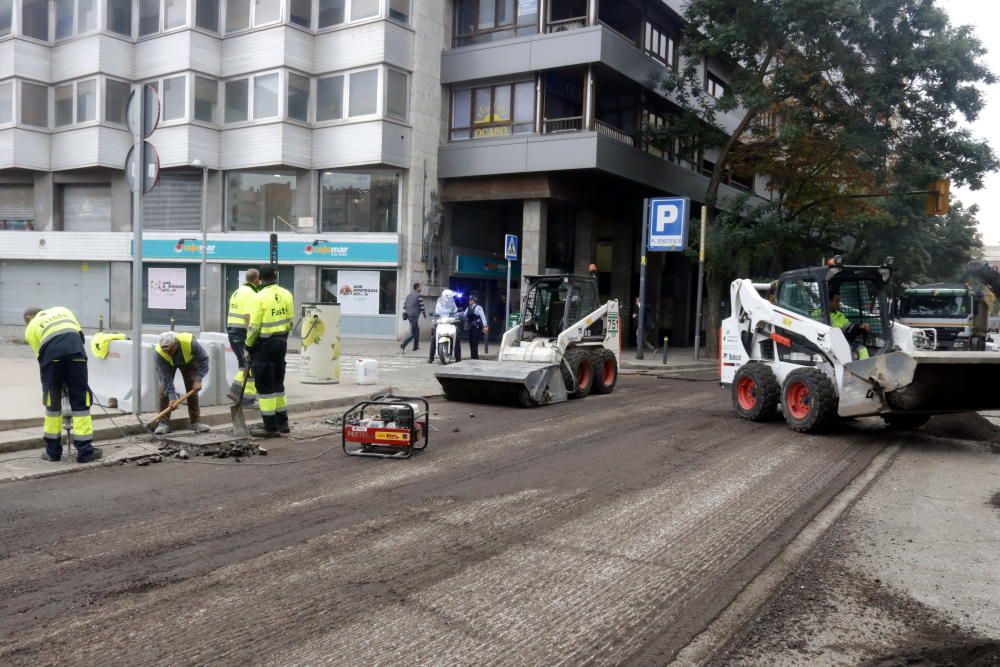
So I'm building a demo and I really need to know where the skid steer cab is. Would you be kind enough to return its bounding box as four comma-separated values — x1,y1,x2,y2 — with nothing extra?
435,274,621,407
721,259,1000,433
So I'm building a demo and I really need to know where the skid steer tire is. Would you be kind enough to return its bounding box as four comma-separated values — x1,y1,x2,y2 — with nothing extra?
732,362,779,422
590,350,618,395
881,414,930,430
562,349,594,399
782,368,838,433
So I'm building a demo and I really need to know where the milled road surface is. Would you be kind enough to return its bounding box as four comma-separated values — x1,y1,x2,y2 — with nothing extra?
0,374,898,665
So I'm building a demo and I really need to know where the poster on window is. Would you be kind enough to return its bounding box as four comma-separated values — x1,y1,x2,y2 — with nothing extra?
148,267,187,310
336,271,380,315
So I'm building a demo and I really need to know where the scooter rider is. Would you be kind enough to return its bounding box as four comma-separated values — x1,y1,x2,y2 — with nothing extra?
428,289,463,364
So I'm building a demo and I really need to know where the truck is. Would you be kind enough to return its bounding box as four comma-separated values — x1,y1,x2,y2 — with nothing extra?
896,283,976,351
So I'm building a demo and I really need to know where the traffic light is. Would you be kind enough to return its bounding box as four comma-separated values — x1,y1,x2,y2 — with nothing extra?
926,178,950,216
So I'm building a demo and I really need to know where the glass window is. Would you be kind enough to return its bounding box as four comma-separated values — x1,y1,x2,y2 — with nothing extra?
142,263,201,326
316,74,343,121
139,0,159,35
225,0,250,31
78,0,97,32
107,0,132,35
105,79,130,124
287,73,309,122
225,78,249,122
21,0,48,40
21,82,48,127
317,0,343,27
196,0,218,30
451,88,471,140
320,269,397,315
76,79,96,122
706,72,728,98
0,81,12,124
456,0,536,45
194,76,217,123
350,0,378,20
321,170,399,233
477,0,494,29
143,172,203,230
162,75,185,120
55,0,74,39
388,0,408,22
226,170,299,231
493,85,511,122
290,0,310,27
497,0,514,26
513,80,534,133
164,0,186,29
253,0,280,25
778,278,822,318
386,69,407,119
0,0,11,36
253,72,279,119
55,84,74,126
348,69,377,117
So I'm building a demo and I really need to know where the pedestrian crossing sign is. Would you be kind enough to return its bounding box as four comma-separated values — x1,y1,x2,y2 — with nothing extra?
504,234,519,261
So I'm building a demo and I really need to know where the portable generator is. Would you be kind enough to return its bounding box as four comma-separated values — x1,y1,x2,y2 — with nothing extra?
342,394,429,459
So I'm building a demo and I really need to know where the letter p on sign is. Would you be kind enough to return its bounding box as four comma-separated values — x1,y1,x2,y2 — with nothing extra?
647,197,690,252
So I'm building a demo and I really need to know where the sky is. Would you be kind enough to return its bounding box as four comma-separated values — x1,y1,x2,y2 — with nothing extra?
938,0,1000,246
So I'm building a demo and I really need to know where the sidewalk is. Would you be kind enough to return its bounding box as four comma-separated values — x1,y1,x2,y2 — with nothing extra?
619,346,717,371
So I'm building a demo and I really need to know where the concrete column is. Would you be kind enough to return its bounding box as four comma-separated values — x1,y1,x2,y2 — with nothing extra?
534,73,544,134
110,173,132,231
32,172,53,231
574,210,596,275
109,261,132,329
587,0,598,26
584,65,595,130
522,199,548,277
206,170,224,232
610,220,633,316
293,264,317,313
203,263,224,331
538,0,547,32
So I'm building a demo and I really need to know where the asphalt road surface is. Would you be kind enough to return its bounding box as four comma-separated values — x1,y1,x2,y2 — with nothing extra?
0,373,900,665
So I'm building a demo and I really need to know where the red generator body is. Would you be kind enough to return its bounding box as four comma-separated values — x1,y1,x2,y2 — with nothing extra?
342,394,429,459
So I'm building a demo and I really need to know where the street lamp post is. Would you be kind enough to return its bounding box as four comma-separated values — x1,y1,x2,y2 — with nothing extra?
193,159,208,331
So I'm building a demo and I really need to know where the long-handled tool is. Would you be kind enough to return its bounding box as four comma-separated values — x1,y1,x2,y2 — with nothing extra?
230,353,253,439
146,387,199,431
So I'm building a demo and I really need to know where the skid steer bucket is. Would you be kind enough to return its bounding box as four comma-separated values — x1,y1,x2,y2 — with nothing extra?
845,351,1000,413
435,360,568,407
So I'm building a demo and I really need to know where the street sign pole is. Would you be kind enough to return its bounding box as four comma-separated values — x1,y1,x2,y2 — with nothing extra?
130,85,144,418
503,234,518,332
505,259,511,332
693,206,708,361
637,198,650,360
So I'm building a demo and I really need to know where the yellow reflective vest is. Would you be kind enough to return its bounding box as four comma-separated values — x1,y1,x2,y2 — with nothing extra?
227,282,259,329
155,332,194,366
24,307,83,358
247,284,295,347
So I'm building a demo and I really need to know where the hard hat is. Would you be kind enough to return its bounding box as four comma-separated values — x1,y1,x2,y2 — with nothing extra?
158,331,177,348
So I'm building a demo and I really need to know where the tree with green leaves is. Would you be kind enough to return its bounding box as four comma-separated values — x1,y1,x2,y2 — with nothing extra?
649,0,996,352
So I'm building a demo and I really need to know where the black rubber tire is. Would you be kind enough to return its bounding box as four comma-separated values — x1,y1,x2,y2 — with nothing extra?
732,362,780,422
590,350,618,395
562,348,594,399
881,414,931,430
438,340,451,365
782,368,838,433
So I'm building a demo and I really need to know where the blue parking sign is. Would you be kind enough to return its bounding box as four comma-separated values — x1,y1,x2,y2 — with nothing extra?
504,234,519,261
647,197,690,251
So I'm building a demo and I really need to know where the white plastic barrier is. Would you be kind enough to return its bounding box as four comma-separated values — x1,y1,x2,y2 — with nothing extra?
140,334,227,407
198,332,238,391
85,338,161,413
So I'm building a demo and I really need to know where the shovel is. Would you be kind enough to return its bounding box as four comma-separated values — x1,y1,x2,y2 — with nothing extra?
230,353,253,439
146,387,200,431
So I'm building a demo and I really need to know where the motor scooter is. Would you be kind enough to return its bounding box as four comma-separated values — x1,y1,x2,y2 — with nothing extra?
435,314,460,365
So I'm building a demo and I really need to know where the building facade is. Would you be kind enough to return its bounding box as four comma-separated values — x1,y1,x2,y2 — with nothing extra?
0,0,765,345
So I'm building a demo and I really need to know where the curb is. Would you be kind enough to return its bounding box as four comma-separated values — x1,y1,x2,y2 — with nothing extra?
0,385,395,456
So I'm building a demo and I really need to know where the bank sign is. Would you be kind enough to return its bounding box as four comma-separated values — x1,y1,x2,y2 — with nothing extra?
647,197,690,252
136,238,398,265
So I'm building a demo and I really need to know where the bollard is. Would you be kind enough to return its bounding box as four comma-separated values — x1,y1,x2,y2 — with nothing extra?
662,336,669,365
170,316,176,331
98,314,104,332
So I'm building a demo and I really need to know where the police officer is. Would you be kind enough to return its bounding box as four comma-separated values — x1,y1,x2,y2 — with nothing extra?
24,306,102,463
153,331,211,435
465,295,488,359
246,264,294,437
226,268,260,403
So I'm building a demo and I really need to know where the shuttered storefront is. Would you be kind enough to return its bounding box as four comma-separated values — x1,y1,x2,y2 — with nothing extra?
0,260,110,327
0,184,34,229
62,185,112,232
143,172,202,230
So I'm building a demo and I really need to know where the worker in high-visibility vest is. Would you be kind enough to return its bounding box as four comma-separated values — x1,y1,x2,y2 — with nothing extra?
245,264,294,438
23,306,102,463
226,267,260,403
153,331,211,435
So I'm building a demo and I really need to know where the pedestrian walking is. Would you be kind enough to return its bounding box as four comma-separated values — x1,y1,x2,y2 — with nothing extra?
633,297,657,354
400,282,426,353
226,267,260,403
246,264,294,438
153,331,211,435
24,306,102,463
465,295,489,359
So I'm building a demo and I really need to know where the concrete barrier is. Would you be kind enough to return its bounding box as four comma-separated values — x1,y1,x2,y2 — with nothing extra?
199,332,238,390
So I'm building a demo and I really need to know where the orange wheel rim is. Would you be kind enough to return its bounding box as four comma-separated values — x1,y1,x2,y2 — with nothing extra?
737,376,757,411
603,358,616,385
578,362,590,389
786,382,811,420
